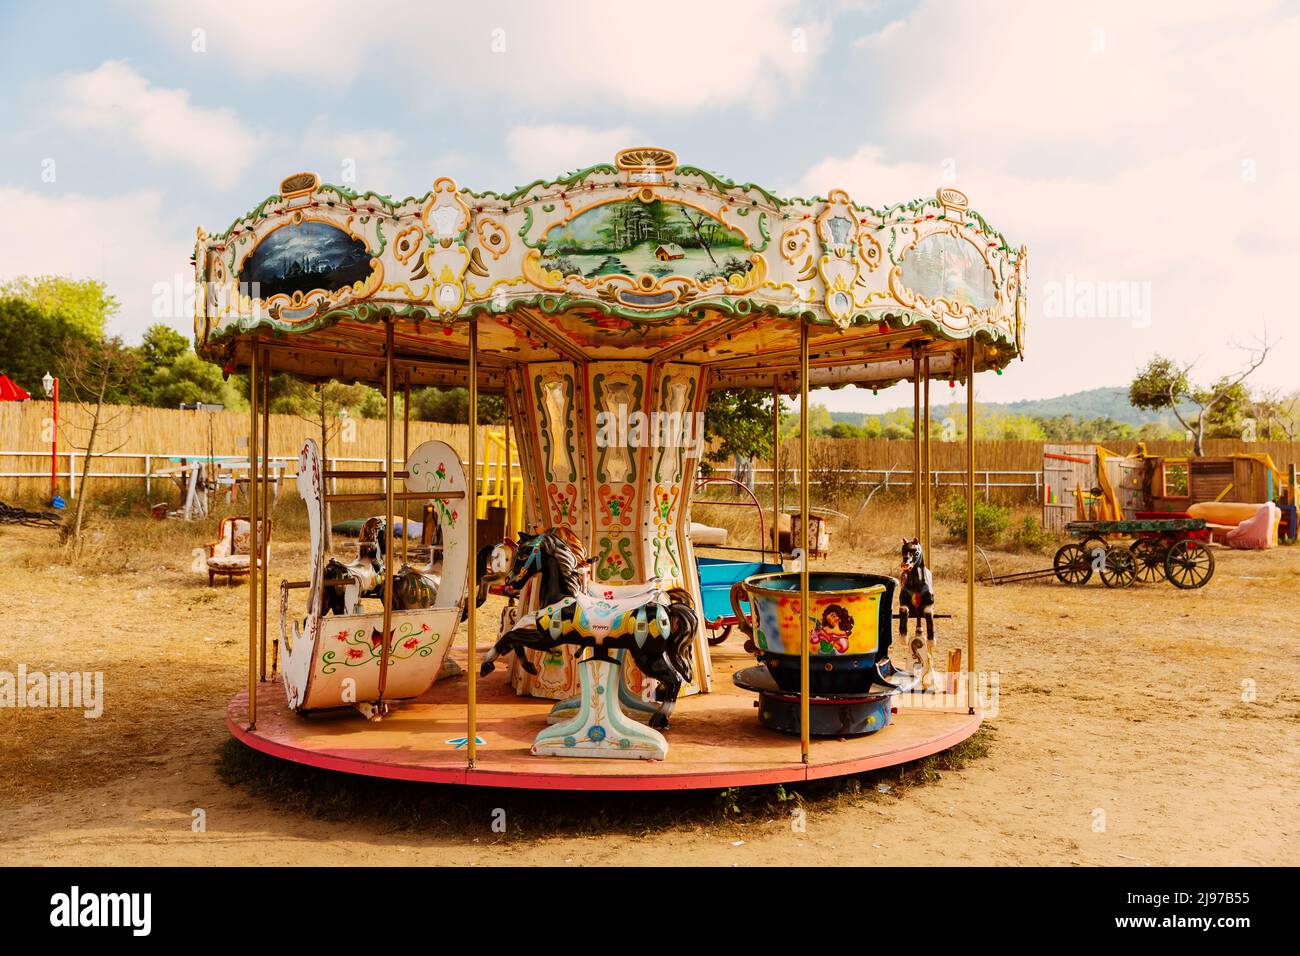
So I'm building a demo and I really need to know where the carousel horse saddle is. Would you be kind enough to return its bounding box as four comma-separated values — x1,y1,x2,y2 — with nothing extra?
533,581,668,648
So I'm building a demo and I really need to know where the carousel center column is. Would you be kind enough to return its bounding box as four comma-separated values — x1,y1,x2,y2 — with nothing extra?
503,358,713,700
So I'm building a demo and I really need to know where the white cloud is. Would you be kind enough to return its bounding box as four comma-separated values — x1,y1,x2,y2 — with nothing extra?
299,119,405,193
0,188,194,342
505,124,645,179
54,60,265,189
851,18,905,48
142,0,827,114
791,1,1300,404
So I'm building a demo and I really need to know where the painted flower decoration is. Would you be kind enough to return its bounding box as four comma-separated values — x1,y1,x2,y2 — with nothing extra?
403,637,420,650
420,622,430,632
336,630,349,642
347,648,364,660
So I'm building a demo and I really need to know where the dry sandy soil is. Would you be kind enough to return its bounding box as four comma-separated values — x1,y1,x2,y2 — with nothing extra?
1,500,1298,866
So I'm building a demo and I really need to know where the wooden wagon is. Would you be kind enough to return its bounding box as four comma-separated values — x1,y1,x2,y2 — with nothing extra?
1052,516,1215,589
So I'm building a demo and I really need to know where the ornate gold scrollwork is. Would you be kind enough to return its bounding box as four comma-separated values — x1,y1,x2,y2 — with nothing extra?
476,217,510,259
779,224,812,265
816,189,861,327
421,177,471,315
394,225,423,264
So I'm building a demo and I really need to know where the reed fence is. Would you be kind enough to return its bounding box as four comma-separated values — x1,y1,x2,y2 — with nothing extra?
3,400,1297,505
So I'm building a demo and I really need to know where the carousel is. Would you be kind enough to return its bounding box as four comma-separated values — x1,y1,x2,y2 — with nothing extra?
198,147,1026,790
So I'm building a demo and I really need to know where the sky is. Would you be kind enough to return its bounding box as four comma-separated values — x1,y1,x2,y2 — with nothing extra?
1,0,1296,415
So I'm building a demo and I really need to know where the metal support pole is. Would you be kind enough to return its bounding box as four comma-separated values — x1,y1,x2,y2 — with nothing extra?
923,355,932,560
799,321,811,764
912,345,922,539
377,321,397,701
402,374,411,564
50,377,59,501
966,339,977,715
467,320,480,769
259,350,271,681
504,418,513,539
772,379,781,559
246,344,259,730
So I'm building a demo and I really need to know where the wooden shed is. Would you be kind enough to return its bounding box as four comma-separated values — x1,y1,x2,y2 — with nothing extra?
1145,453,1283,513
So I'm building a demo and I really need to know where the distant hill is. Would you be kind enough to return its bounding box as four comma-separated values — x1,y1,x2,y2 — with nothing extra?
831,386,1191,429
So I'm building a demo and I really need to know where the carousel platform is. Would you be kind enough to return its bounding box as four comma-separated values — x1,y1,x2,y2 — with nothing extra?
227,645,981,791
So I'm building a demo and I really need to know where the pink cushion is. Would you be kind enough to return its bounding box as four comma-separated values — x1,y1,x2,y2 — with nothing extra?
1224,503,1278,549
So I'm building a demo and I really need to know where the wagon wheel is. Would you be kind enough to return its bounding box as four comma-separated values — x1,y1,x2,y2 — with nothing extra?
1128,539,1167,584
1165,540,1215,589
1053,543,1093,586
705,622,733,646
1099,547,1137,589
1080,535,1108,552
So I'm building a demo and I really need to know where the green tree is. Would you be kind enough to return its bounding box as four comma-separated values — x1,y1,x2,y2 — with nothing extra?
59,337,140,545
1251,389,1299,440
0,297,96,395
824,421,866,439
779,401,833,438
147,351,244,409
1201,379,1252,439
410,387,506,424
0,275,118,338
139,324,189,369
702,388,773,474
131,323,241,409
1129,337,1273,455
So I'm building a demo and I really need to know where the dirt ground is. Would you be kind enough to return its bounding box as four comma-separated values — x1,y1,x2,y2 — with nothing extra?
1,500,1298,866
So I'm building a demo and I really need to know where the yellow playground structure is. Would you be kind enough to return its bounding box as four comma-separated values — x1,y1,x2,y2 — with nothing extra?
475,427,524,537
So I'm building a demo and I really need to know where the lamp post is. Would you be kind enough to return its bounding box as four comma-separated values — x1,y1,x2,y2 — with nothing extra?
42,371,59,505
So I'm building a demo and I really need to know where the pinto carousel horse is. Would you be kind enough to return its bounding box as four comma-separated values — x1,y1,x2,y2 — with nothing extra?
899,537,938,691
479,528,698,732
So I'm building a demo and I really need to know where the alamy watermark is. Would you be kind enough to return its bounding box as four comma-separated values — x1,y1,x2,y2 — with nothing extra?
1042,274,1152,329
1,665,103,718
50,886,150,936
895,668,1000,717
594,404,706,458
153,274,265,322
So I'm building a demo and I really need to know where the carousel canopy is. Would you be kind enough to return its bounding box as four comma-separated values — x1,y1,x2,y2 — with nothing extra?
194,147,1026,392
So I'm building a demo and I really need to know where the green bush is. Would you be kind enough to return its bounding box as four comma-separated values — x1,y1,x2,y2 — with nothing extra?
1007,514,1055,553
934,494,1010,545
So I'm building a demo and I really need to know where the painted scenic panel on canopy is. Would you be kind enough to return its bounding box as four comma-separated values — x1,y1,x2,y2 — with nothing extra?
540,200,751,284
899,233,997,310
240,220,374,300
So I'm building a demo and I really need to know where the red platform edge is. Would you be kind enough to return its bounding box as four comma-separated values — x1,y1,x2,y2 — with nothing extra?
226,696,982,792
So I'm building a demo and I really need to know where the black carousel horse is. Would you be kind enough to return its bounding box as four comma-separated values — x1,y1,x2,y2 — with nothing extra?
899,536,937,689
320,517,507,617
478,528,699,730
321,516,387,616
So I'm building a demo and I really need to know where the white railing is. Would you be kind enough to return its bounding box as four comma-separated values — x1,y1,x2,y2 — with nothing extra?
703,465,1043,502
0,450,520,499
2,450,1036,502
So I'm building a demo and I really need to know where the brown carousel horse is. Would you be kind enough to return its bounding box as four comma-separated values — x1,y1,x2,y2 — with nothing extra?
478,528,698,730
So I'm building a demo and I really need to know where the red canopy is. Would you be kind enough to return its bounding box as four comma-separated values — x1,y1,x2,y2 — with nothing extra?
0,373,31,401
